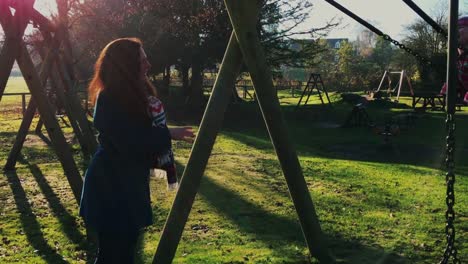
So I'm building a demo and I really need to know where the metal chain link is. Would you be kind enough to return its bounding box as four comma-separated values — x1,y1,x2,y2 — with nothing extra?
382,34,432,66
439,113,460,264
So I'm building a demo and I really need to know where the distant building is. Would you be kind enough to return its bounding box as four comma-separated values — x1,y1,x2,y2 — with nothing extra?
288,39,312,52
325,38,348,49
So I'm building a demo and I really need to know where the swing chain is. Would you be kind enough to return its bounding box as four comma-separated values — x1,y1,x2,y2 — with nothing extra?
382,34,431,66
440,113,460,264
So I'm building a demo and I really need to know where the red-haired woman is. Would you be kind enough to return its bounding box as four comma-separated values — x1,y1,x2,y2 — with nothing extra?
79,38,194,264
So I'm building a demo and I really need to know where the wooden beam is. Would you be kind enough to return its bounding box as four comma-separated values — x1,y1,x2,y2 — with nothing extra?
16,41,83,203
54,55,97,155
50,60,90,157
0,0,35,102
40,30,95,157
1,0,56,100
35,118,44,134
30,7,57,32
5,37,60,170
56,0,76,81
4,98,37,170
0,1,12,34
224,0,333,262
6,0,57,32
152,31,244,264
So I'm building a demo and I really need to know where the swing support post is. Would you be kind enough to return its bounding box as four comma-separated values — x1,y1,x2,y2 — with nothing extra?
440,0,460,263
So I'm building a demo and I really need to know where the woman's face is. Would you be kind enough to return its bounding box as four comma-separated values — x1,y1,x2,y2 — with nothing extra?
140,47,151,80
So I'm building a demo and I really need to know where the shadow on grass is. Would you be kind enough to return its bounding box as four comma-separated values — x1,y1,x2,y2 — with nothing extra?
164,161,409,263
4,170,69,264
0,131,19,139
20,155,86,246
35,131,53,147
220,102,468,172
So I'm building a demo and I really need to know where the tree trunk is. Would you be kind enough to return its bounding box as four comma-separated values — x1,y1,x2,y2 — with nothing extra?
188,53,204,107
157,65,170,97
181,64,190,92
163,65,171,86
230,81,242,102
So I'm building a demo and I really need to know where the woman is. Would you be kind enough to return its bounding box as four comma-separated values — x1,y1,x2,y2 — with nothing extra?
79,38,194,264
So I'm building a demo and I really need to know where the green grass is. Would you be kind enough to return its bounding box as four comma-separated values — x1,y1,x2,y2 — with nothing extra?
3,77,29,94
1,79,467,263
1,77,32,116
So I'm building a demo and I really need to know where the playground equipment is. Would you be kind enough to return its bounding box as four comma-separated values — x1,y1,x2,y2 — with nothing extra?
157,0,462,260
369,70,413,101
371,113,418,146
323,1,462,262
295,73,331,109
153,1,332,262
0,0,462,263
369,70,446,110
442,3,461,262
372,122,400,146
0,0,97,206
342,103,372,128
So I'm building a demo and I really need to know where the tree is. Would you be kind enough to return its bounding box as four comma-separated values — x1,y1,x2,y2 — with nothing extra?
68,0,337,108
400,9,448,90
355,28,376,57
370,37,394,72
259,0,338,69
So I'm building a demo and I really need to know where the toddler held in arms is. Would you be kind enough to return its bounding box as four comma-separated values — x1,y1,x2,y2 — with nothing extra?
148,95,178,190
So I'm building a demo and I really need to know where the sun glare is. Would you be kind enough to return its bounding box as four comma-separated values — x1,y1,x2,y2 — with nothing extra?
34,0,58,17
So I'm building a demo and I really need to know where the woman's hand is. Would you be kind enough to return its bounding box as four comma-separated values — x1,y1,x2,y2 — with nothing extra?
169,127,195,143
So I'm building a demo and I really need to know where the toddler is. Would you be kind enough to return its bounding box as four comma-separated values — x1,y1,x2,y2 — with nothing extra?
148,95,178,190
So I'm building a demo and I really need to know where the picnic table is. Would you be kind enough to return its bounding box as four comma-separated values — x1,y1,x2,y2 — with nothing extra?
411,92,445,110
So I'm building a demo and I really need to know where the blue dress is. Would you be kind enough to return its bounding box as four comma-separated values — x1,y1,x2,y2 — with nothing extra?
79,92,171,232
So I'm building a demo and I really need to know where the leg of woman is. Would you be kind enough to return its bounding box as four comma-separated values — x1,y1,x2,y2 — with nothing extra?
119,229,140,264
94,229,140,264
94,231,117,264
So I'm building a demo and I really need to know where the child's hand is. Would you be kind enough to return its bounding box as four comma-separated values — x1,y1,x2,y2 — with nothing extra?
170,127,195,143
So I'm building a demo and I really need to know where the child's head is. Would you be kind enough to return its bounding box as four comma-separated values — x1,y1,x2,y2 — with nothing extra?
459,16,468,48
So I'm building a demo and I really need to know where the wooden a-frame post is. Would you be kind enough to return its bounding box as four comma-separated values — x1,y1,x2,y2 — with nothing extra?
4,30,62,170
0,1,83,203
40,29,97,156
0,0,32,102
152,0,333,263
2,1,97,169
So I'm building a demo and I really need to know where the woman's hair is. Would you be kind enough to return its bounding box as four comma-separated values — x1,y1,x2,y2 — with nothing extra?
88,37,156,122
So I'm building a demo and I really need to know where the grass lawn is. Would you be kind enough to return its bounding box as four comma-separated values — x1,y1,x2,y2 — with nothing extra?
0,81,467,263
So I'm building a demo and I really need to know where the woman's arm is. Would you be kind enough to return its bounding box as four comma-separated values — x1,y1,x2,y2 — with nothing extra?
169,127,195,143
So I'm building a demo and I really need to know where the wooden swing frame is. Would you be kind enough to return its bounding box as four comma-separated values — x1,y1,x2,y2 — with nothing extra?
0,0,96,204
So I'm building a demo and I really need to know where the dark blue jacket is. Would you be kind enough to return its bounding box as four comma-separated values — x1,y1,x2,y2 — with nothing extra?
79,92,171,232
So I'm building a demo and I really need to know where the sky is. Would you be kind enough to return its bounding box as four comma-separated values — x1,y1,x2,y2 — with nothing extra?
295,0,467,40
4,0,468,41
